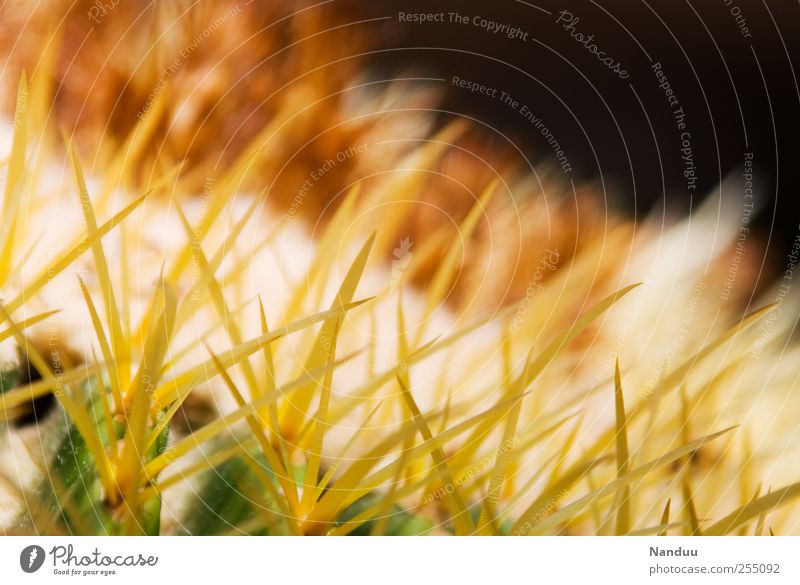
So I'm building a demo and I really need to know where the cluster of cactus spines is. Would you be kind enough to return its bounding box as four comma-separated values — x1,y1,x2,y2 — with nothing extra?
0,3,799,536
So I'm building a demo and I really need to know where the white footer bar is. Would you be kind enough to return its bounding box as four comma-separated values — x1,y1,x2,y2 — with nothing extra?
0,536,796,584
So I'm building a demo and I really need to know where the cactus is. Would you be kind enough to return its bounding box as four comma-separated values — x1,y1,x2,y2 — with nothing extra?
1,3,799,537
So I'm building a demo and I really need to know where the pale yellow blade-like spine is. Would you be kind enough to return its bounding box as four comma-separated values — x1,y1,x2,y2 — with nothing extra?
613,359,631,535
282,233,375,435
705,482,800,535
69,144,130,392
204,346,300,516
513,427,737,535
4,191,150,315
0,74,29,285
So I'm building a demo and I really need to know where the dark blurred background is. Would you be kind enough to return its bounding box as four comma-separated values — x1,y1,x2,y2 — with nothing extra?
345,0,800,272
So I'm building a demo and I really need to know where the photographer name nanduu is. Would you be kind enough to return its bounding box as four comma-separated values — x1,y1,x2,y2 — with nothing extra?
649,547,698,557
